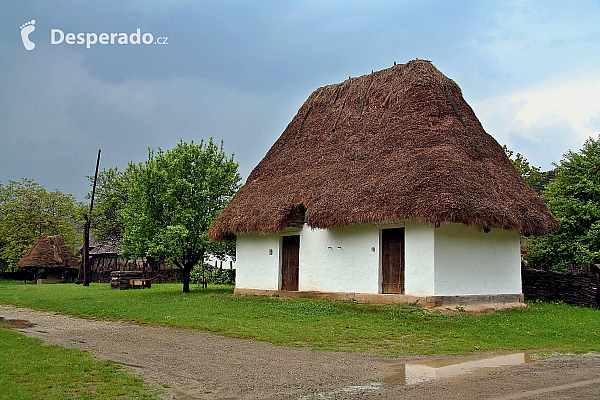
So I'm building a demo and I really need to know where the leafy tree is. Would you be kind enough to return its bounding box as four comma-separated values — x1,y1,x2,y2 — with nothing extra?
191,263,235,286
121,139,240,292
0,178,83,268
88,167,129,242
503,145,544,187
525,136,600,270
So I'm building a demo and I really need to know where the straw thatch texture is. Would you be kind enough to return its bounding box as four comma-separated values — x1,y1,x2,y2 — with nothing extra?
16,235,80,269
209,60,558,241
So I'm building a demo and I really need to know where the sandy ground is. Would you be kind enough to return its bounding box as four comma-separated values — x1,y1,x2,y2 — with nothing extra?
1,304,599,400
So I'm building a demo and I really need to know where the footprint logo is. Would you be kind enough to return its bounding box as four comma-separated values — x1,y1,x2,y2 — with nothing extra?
20,20,36,50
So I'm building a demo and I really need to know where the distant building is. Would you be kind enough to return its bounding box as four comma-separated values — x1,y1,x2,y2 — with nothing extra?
532,170,556,196
88,236,232,283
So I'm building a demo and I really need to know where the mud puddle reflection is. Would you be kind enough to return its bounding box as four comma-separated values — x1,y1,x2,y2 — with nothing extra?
387,352,533,385
301,353,532,399
0,316,36,329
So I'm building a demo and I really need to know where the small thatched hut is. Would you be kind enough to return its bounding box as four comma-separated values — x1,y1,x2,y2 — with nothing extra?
209,59,558,307
16,235,80,283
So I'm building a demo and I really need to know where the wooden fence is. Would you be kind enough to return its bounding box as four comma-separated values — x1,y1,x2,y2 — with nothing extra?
522,267,599,308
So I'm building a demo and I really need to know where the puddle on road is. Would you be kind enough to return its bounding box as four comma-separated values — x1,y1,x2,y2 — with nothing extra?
301,353,533,399
0,316,36,329
387,352,533,385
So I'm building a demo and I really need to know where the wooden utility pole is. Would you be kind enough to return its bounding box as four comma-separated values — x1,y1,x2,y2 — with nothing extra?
83,149,101,286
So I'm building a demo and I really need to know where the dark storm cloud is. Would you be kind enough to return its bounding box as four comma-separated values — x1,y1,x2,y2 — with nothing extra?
1,0,600,200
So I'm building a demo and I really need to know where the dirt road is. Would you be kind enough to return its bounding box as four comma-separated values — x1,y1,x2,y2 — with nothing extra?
1,305,599,400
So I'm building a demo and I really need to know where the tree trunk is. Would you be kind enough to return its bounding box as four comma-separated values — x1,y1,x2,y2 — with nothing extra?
147,256,157,272
182,266,191,293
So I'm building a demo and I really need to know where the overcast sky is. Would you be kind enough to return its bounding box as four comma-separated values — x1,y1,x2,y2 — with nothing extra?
2,1,600,201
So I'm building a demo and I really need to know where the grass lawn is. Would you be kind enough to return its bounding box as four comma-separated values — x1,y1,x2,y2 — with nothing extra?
0,324,160,399
0,280,598,356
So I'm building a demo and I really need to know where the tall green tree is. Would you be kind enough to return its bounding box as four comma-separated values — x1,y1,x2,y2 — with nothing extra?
525,136,600,270
121,139,240,292
0,178,83,268
503,145,544,187
88,167,129,242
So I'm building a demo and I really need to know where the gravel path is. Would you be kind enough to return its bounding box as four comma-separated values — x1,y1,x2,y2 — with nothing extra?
1,304,599,400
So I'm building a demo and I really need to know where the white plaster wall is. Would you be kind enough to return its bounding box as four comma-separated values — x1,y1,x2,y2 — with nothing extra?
403,222,435,296
235,233,280,290
433,223,522,296
235,221,521,297
299,224,380,293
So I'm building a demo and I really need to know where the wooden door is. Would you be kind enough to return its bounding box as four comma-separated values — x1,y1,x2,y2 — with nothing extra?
281,235,300,291
382,228,405,294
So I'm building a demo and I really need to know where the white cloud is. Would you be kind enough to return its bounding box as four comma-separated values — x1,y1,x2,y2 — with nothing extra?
509,79,600,136
473,74,600,168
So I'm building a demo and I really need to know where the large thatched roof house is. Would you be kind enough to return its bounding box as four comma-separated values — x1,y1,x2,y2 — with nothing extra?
209,59,557,307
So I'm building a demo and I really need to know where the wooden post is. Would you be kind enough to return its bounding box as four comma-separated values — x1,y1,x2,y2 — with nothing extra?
83,220,90,285
83,149,101,287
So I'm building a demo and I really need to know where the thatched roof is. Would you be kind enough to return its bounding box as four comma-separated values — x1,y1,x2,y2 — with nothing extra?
209,60,558,241
16,235,80,269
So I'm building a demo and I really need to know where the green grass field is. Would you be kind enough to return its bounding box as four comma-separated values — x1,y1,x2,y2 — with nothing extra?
0,280,598,356
0,324,159,400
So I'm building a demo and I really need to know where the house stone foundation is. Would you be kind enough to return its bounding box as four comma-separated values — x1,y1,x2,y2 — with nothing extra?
234,288,525,310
